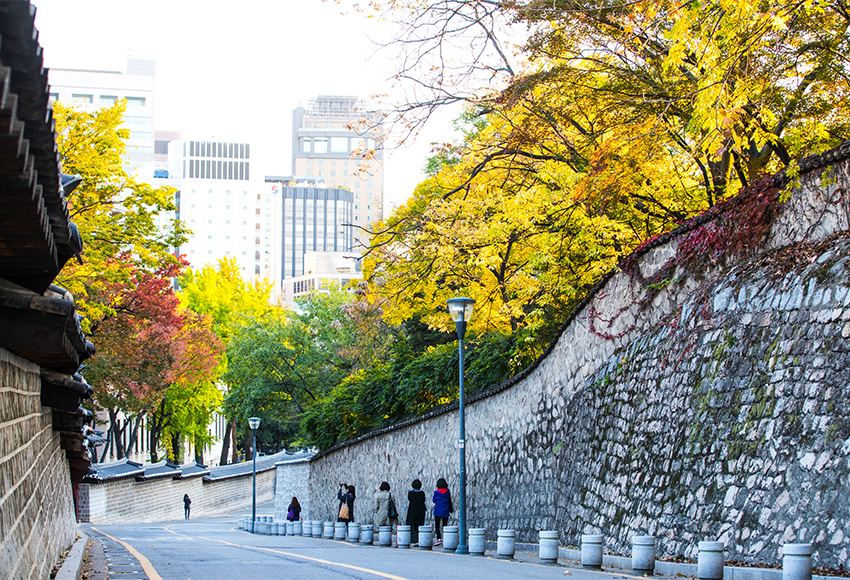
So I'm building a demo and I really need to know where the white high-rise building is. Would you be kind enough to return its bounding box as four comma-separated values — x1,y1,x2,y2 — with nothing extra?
48,58,156,172
292,96,384,252
168,138,281,283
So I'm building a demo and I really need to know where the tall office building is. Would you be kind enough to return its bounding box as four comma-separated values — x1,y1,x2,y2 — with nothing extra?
292,96,384,252
169,138,281,282
48,58,156,172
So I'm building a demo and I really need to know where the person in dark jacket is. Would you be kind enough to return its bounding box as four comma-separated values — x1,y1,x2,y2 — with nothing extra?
183,494,192,520
406,479,426,546
287,496,301,521
432,477,453,545
337,483,355,523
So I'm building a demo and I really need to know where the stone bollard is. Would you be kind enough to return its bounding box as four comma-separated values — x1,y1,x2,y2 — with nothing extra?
443,526,459,551
294,521,303,536
272,522,280,535
262,521,271,535
497,529,516,559
469,528,486,556
539,531,559,563
419,525,434,550
334,522,347,540
397,525,412,548
378,525,393,547
312,521,322,538
698,541,725,580
632,536,656,575
348,522,361,542
783,544,813,580
302,521,312,537
323,521,334,539
582,534,604,568
285,521,292,535
361,524,374,544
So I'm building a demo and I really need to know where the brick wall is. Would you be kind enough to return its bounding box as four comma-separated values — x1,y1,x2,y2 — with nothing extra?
0,348,78,580
79,465,278,524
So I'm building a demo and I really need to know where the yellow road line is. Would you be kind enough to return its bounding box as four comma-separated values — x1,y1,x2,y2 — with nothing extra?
198,536,412,580
91,527,164,580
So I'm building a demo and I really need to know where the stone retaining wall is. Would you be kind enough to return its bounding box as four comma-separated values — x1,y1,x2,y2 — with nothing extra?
303,148,850,569
0,348,78,580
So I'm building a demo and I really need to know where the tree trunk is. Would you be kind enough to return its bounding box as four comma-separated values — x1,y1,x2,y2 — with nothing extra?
230,421,239,464
169,432,181,463
219,420,232,465
125,413,145,459
194,435,204,465
107,408,127,460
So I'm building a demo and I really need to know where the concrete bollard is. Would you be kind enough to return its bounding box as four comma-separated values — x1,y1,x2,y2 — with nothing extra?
302,521,312,537
272,522,280,535
285,521,293,535
418,525,434,550
294,521,303,536
497,529,516,559
783,544,813,580
262,521,271,535
312,521,323,538
323,521,334,539
582,534,604,568
698,541,725,579
397,525,411,548
334,522,347,540
378,525,393,546
348,522,361,542
361,524,374,544
633,536,656,575
469,528,486,556
443,526,459,551
539,531,559,563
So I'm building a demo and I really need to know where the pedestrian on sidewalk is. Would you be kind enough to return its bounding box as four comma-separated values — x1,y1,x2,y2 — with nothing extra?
338,484,355,523
183,494,192,520
406,479,426,546
286,496,301,521
432,478,453,546
374,481,399,545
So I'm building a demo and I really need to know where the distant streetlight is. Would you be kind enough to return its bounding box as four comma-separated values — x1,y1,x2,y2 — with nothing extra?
248,416,261,533
446,297,475,555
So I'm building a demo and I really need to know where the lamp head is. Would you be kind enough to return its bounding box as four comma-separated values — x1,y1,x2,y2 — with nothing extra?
446,297,475,323
248,417,261,430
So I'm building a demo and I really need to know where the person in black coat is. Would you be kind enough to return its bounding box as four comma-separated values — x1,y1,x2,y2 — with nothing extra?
406,479,426,545
183,494,191,519
337,483,355,523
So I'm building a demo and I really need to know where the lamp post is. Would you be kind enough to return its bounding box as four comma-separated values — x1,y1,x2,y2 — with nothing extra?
248,416,261,533
446,297,475,555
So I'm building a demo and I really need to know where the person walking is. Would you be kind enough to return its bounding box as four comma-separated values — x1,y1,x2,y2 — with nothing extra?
183,494,191,520
406,479,426,546
374,481,398,545
338,484,355,523
432,478,453,546
286,496,301,521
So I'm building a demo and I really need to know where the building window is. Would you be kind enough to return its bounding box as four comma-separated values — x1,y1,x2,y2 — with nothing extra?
331,170,336,177
367,215,372,222
208,220,212,224
314,138,328,153
100,95,118,105
343,170,348,177
355,181,360,188
306,170,311,177
368,182,373,188
355,204,359,210
318,159,324,166
302,139,310,153
355,192,359,199
125,96,146,107
207,235,212,239
49,93,58,102
71,93,93,103
226,205,230,209
225,220,230,224
242,206,247,210
305,159,311,165
355,215,359,221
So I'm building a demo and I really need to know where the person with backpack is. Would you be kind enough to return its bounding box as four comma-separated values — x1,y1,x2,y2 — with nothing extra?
432,477,453,546
286,497,301,521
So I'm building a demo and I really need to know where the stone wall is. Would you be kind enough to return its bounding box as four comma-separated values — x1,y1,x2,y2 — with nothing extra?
274,459,312,521
0,348,78,580
304,149,850,569
79,464,277,524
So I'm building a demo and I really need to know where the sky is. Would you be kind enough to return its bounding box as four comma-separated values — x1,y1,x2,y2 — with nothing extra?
32,0,462,211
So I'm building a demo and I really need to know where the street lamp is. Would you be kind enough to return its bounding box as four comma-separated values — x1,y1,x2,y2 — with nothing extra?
446,297,475,555
248,416,261,533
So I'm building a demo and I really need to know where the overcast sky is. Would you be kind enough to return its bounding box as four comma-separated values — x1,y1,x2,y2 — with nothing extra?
33,0,461,210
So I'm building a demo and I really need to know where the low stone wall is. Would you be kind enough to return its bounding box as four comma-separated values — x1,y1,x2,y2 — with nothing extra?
303,149,850,569
274,458,312,521
79,464,277,524
0,348,78,580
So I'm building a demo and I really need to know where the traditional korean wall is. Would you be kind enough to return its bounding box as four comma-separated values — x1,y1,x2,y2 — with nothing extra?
0,348,78,580
78,465,278,524
304,148,850,569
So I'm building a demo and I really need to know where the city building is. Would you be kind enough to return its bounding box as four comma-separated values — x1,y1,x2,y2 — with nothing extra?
283,251,361,302
48,58,156,172
264,177,355,283
168,137,280,282
291,95,384,252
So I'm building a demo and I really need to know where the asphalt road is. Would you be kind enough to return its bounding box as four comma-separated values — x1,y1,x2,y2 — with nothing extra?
83,504,643,580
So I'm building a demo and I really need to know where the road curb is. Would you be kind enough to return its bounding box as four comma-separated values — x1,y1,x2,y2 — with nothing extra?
55,534,87,580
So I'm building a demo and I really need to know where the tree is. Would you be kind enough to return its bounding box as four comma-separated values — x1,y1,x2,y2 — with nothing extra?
52,100,188,331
